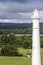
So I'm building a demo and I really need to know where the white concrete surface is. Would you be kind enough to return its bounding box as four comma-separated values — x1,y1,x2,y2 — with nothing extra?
32,9,41,65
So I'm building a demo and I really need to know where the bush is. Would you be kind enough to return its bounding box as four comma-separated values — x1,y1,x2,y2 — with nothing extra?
23,42,30,49
1,46,19,56
17,53,23,57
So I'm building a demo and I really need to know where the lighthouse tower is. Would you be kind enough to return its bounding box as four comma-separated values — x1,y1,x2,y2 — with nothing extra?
31,9,41,65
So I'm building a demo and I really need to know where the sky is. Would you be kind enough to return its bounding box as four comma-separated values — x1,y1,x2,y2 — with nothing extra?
0,0,43,23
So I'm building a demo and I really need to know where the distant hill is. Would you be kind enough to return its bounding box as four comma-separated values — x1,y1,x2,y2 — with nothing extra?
0,23,43,29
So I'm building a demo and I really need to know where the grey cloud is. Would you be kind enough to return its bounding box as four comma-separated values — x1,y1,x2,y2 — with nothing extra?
0,2,43,22
0,0,42,3
0,11,31,20
0,0,28,3
0,2,43,13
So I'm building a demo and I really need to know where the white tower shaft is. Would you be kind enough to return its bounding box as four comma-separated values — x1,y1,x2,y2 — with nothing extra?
32,20,41,65
32,9,41,65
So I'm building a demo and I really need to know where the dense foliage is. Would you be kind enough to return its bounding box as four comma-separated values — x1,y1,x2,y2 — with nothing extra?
0,27,43,34
0,33,32,49
0,28,32,34
1,46,19,56
0,33,43,48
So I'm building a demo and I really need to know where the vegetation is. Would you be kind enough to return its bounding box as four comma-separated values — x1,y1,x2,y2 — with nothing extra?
0,27,43,34
0,34,32,49
0,33,43,48
1,46,19,56
0,28,32,34
0,48,43,65
0,24,43,65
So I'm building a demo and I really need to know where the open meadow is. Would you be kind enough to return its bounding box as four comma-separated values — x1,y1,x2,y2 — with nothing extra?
0,48,43,65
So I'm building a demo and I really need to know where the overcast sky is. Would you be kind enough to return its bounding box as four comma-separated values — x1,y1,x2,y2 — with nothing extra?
0,0,43,23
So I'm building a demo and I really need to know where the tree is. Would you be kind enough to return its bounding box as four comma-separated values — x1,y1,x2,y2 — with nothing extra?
1,46,19,56
23,41,30,49
22,36,32,49
40,36,43,48
1,33,17,45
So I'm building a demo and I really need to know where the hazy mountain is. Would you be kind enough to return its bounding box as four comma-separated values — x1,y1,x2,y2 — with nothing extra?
0,23,43,29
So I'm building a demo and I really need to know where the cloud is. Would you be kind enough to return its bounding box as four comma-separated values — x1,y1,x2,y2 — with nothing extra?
0,11,43,23
0,2,43,12
0,1,43,23
0,0,42,3
0,19,31,23
0,0,28,3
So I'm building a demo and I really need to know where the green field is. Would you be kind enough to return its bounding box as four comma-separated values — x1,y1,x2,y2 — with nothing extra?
0,48,43,65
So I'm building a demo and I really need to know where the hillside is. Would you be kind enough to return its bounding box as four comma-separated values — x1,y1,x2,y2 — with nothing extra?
0,23,43,29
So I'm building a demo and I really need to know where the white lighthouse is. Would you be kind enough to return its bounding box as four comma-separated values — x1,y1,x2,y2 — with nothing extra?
31,9,41,65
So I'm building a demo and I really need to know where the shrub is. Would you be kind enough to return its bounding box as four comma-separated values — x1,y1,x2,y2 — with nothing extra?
1,45,19,56
23,42,30,49
17,53,23,57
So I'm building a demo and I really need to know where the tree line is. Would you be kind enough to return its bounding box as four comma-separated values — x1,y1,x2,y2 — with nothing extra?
0,27,43,34
0,33,43,56
0,33,43,48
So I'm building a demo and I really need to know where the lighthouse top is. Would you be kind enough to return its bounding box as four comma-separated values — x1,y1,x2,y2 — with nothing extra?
31,9,40,19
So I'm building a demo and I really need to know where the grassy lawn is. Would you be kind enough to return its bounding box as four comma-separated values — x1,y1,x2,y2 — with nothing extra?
41,49,43,65
0,48,43,65
0,56,31,65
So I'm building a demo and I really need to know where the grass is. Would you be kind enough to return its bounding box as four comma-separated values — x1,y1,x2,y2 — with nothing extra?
0,56,31,65
18,48,32,55
41,49,43,65
0,48,43,65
